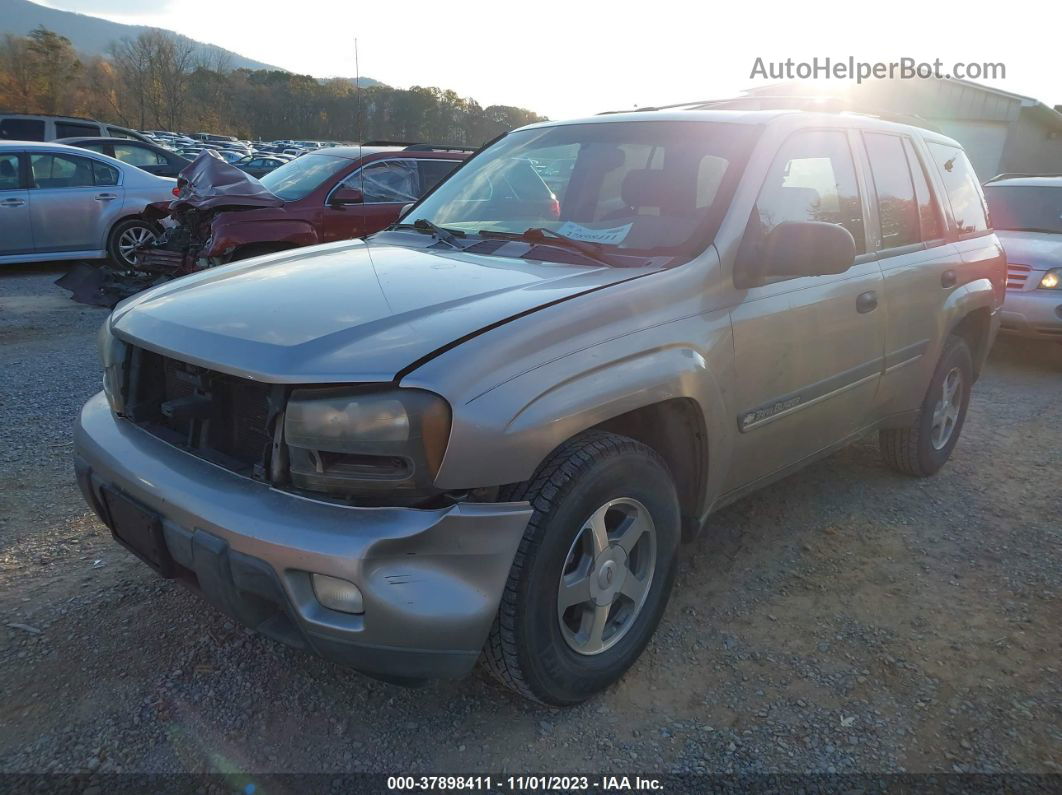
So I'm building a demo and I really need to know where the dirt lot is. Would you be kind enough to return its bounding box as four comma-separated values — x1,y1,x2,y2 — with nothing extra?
0,265,1059,777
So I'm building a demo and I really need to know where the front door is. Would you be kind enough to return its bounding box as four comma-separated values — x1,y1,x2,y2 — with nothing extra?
0,152,33,256
725,128,885,492
322,158,422,242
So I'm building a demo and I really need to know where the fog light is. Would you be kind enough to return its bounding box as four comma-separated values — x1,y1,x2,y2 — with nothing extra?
311,573,364,614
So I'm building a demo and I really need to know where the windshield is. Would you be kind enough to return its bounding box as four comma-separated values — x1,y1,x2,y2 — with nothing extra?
985,185,1062,234
405,121,754,258
259,152,350,201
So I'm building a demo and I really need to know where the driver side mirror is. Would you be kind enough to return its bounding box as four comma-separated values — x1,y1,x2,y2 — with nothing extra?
330,187,363,206
763,221,856,278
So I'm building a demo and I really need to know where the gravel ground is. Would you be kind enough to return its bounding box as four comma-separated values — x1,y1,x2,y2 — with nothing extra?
0,265,1059,777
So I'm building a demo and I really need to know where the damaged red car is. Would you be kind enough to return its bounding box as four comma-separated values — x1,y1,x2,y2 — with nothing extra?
150,142,472,267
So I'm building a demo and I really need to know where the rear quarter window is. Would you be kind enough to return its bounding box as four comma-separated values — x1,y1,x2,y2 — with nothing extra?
927,143,989,235
1,118,46,141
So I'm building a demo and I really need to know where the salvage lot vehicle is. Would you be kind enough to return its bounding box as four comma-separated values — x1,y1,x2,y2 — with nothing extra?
234,155,289,178
983,174,1062,340
75,108,1003,704
142,143,471,268
0,141,176,267
56,137,191,178
0,113,152,144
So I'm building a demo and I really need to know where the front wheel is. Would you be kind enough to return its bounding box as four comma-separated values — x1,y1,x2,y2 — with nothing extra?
107,218,158,269
484,431,680,705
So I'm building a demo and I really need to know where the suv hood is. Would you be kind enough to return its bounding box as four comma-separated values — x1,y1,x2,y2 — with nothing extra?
994,230,1062,271
111,239,658,382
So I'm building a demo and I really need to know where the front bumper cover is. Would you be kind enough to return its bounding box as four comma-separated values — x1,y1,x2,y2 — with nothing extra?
74,392,532,681
1000,288,1062,339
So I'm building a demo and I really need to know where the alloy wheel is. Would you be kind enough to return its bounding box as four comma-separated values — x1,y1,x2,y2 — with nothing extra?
556,497,657,655
117,225,156,266
930,366,963,450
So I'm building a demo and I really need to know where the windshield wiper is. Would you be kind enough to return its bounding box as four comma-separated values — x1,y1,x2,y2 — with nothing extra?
394,218,464,248
1002,226,1061,234
478,227,614,267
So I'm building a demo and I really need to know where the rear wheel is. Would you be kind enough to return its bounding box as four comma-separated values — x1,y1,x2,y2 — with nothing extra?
880,334,973,477
484,431,680,705
107,218,158,269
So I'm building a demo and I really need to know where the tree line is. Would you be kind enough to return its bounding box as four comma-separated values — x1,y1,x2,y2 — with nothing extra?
0,26,547,145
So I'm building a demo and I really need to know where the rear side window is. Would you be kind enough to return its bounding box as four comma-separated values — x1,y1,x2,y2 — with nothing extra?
92,161,119,186
927,143,989,235
903,139,942,241
742,129,866,259
114,143,163,167
863,133,919,249
1,118,45,141
417,159,461,195
55,122,100,138
0,153,20,190
30,153,95,188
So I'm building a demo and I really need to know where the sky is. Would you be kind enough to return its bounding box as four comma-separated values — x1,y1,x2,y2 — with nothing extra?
36,0,1062,121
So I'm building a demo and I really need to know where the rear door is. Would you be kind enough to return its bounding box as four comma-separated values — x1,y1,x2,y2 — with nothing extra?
861,131,960,415
28,152,124,253
725,128,885,491
0,152,34,256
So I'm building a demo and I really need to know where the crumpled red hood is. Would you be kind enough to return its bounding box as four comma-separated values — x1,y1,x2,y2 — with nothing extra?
170,150,284,212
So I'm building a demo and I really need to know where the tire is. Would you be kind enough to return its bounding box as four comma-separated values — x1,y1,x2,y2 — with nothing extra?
107,218,159,269
879,334,973,477
484,431,681,705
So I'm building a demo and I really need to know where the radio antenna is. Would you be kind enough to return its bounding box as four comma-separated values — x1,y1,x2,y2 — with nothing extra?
354,36,365,201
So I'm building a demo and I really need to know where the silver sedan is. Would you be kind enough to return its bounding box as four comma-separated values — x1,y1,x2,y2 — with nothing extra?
0,141,177,268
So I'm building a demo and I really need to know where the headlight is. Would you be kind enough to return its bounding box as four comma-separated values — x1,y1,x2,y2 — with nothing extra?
97,318,128,414
284,387,451,501
1038,269,1061,290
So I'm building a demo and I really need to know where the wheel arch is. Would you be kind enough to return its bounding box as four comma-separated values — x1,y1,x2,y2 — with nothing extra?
947,305,995,380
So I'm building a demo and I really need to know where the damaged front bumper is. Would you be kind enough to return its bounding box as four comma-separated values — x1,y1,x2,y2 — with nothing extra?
74,392,532,681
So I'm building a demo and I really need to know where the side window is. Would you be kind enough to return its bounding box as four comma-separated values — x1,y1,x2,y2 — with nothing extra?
30,153,96,189
54,122,99,138
106,127,134,139
417,160,461,196
0,118,45,141
79,142,107,154
863,133,919,249
92,161,119,186
114,144,163,167
740,130,866,267
0,153,20,190
927,143,988,235
903,139,942,241
349,160,420,203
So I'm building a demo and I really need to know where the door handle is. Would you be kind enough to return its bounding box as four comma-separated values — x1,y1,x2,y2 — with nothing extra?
0,198,25,208
856,290,878,314
94,193,118,201
941,269,957,288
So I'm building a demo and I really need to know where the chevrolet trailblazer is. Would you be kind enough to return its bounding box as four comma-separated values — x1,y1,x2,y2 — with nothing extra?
74,106,1004,704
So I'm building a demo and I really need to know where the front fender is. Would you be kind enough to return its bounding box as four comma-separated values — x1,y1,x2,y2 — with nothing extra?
426,314,734,516
206,218,320,258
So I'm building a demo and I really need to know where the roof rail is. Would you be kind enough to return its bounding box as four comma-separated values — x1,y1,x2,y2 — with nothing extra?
598,96,943,132
360,140,475,152
985,172,1062,182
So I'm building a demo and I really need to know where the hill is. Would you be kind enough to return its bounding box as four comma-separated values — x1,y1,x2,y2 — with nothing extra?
1,0,379,84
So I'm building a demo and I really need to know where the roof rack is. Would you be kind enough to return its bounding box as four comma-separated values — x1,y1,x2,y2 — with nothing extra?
985,172,1062,182
598,96,942,132
361,140,476,152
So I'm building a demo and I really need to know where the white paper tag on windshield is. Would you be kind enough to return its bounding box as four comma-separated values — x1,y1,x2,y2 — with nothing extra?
556,222,632,245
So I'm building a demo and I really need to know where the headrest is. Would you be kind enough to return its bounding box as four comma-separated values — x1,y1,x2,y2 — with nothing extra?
621,169,671,208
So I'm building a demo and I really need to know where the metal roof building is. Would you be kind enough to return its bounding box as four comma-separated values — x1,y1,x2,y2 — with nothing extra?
742,78,1062,179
